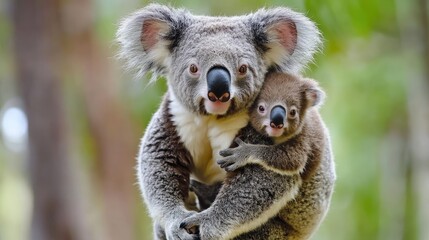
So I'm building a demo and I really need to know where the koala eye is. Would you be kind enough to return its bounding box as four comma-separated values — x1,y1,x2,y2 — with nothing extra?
289,107,297,119
258,104,265,114
238,64,248,75
189,64,199,74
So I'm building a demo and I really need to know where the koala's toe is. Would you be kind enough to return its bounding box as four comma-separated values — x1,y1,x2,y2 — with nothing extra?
219,149,234,157
225,164,238,172
217,157,235,169
216,159,226,166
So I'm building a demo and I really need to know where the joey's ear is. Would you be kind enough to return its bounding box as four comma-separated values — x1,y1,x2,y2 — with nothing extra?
303,79,325,107
116,4,191,78
249,7,322,73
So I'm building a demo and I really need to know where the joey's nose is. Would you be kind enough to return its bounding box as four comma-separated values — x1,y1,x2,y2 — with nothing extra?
270,106,286,129
207,67,231,102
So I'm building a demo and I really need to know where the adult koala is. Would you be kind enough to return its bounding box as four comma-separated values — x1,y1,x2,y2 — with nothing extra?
117,4,321,240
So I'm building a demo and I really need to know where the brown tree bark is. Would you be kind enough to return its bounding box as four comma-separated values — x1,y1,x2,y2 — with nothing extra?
12,0,88,240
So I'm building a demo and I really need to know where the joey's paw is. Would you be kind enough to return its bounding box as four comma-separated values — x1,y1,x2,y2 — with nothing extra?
217,156,247,172
218,138,252,171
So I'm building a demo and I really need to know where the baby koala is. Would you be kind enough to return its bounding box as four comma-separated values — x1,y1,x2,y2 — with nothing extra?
218,72,325,177
181,72,331,240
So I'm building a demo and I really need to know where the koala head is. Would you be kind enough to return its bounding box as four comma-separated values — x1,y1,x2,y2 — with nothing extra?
250,73,324,138
117,4,321,116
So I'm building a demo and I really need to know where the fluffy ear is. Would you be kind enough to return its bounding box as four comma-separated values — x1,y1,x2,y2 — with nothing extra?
116,4,190,78
249,7,322,73
303,79,325,107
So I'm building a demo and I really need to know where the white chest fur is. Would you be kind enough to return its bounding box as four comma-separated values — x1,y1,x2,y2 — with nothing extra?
169,94,249,184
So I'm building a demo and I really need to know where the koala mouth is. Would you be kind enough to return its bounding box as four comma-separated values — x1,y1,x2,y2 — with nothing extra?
264,125,285,137
203,99,231,115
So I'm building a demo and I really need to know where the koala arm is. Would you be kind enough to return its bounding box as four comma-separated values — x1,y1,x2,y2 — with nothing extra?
218,132,311,175
138,95,198,239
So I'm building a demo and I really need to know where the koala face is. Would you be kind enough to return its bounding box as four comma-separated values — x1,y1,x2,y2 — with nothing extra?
117,4,321,116
250,73,324,138
169,18,267,115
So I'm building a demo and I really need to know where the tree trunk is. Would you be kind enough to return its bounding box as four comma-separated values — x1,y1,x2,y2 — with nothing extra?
13,0,88,240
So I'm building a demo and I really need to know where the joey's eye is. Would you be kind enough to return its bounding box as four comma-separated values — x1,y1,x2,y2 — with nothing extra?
257,103,268,116
238,65,247,75
289,107,297,119
189,64,198,74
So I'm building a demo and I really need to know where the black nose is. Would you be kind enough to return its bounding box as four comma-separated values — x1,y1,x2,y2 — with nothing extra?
270,106,286,129
207,66,231,102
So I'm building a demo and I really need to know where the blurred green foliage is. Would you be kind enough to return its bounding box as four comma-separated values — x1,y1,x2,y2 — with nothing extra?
0,0,423,239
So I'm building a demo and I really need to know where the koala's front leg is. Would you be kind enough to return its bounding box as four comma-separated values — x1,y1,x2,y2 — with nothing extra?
138,97,198,240
219,136,310,175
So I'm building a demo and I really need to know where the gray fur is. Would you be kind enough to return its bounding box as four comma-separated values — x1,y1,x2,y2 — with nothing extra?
117,4,323,240
180,73,335,240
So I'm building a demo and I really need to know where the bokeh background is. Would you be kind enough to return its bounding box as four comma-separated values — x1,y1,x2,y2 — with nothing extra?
1,0,428,239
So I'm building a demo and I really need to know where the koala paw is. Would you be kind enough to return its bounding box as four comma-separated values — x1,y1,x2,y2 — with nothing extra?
180,213,202,235
218,138,252,172
166,213,200,240
180,213,224,240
